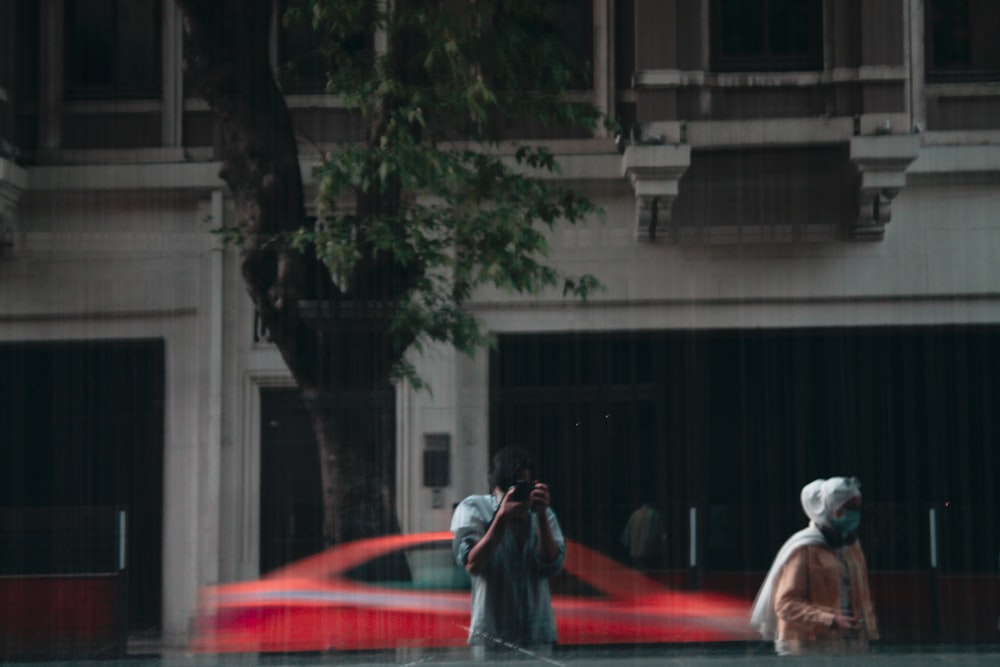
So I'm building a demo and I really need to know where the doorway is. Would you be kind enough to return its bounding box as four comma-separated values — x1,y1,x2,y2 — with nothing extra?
0,339,165,633
258,387,323,574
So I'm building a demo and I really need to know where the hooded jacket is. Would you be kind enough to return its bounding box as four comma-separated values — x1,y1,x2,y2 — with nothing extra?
750,477,879,655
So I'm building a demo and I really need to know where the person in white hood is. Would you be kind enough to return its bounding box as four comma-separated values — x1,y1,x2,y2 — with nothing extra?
750,477,879,656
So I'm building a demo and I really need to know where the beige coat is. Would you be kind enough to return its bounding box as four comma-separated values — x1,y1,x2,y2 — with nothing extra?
774,541,879,654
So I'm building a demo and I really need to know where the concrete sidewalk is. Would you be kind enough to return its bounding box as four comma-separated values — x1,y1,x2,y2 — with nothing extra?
541,646,1000,667
150,644,1000,667
6,644,998,667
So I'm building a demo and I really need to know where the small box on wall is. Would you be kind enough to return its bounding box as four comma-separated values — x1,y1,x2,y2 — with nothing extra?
423,433,450,488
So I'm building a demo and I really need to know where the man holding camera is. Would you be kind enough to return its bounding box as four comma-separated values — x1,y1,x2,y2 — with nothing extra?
451,446,566,658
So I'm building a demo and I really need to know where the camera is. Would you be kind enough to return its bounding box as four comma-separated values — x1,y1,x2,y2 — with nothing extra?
510,479,534,502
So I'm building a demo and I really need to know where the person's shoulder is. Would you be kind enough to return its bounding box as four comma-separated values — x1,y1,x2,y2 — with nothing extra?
788,542,821,560
451,495,493,531
802,542,847,566
456,494,494,516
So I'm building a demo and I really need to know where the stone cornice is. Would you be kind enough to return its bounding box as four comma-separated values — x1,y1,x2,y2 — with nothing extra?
633,66,908,89
16,133,1000,251
27,160,226,191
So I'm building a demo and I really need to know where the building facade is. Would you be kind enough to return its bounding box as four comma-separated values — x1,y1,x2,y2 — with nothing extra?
1,0,998,648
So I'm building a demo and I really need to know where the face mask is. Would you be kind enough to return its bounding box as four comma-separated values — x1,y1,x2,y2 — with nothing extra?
831,509,861,535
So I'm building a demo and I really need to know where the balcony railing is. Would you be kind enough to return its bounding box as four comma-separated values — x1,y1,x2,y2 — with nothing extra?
0,85,17,163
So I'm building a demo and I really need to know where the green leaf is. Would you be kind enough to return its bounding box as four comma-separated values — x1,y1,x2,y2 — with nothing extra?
293,0,608,390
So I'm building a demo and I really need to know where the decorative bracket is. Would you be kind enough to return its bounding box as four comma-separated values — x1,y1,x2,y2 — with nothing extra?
622,144,690,242
0,156,27,249
849,135,919,241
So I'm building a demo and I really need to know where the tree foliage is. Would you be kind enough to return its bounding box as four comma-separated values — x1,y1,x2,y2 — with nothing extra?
282,0,605,386
178,0,606,544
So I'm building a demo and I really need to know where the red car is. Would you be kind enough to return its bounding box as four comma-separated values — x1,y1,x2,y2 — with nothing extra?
190,531,756,653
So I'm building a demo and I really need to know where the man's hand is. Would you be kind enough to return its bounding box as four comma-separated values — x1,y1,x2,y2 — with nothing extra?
464,487,527,575
529,481,551,514
496,485,531,525
530,481,560,564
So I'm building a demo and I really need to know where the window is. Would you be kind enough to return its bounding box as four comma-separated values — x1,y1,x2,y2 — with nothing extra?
277,0,330,94
344,543,471,591
277,0,376,94
711,0,823,72
11,0,40,108
63,0,161,100
493,1,593,92
553,0,594,89
926,0,1000,82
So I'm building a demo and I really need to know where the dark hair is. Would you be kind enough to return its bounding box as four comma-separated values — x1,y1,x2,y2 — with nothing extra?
488,446,535,492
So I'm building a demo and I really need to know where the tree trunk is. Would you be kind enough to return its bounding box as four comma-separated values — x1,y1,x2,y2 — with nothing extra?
303,385,400,545
178,0,399,549
303,391,345,546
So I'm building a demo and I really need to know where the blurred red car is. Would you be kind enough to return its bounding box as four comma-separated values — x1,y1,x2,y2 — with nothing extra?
190,531,756,653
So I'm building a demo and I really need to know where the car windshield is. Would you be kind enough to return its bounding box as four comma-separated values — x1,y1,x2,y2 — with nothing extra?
343,543,471,591
341,541,605,597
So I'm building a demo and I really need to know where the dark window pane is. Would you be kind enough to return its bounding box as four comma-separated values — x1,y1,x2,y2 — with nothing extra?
278,0,376,94
278,0,329,93
12,0,40,105
554,0,593,89
343,549,413,585
66,0,114,89
343,544,470,591
613,0,634,89
712,0,822,72
767,0,813,55
930,0,971,69
718,0,764,56
64,0,161,99
927,0,1000,81
116,0,159,88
